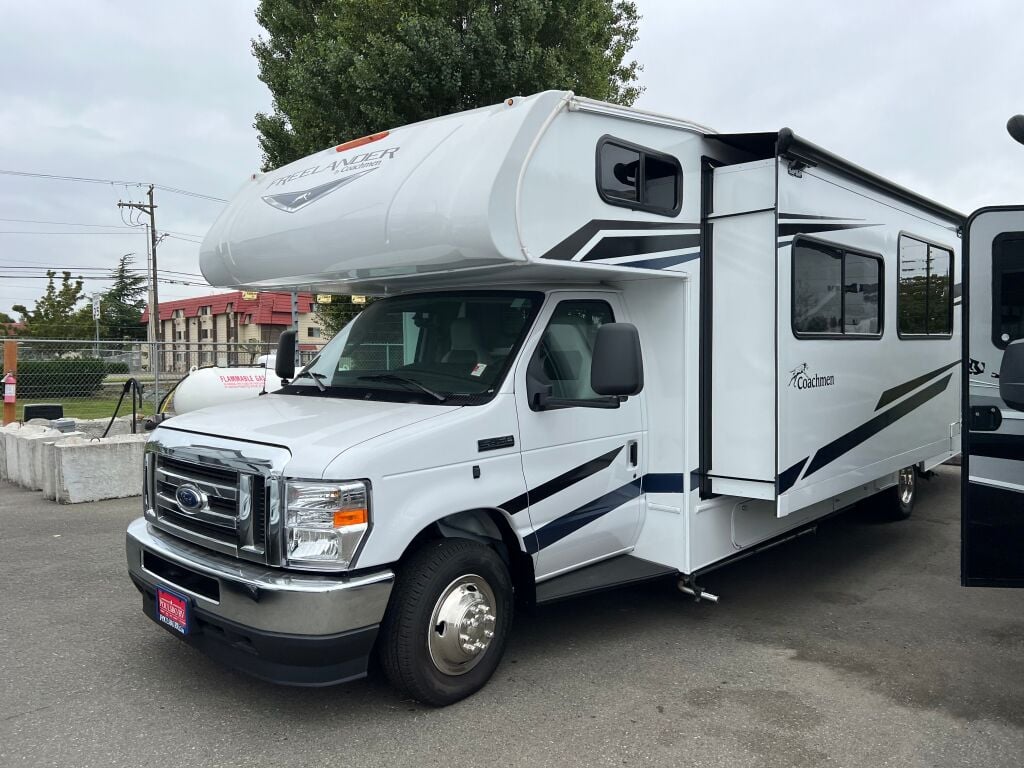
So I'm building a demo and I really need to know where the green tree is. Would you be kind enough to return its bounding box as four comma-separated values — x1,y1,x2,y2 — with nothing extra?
101,253,148,341
0,311,14,324
313,295,366,337
12,271,93,339
253,0,642,169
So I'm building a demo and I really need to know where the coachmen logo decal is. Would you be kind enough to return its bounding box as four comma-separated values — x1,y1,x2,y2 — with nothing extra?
789,363,835,390
262,145,400,213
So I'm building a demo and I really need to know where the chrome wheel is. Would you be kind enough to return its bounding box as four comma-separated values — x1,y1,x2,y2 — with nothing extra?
899,467,915,506
427,574,497,676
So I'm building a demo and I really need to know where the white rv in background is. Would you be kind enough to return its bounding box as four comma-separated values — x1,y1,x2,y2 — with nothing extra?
126,91,968,705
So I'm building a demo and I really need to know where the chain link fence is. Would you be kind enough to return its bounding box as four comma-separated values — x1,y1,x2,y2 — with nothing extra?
5,338,327,421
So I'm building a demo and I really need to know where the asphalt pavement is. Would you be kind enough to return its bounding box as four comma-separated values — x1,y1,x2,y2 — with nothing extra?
1,466,1021,767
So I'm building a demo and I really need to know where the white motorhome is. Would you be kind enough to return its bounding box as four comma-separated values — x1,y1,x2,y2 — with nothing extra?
126,91,967,705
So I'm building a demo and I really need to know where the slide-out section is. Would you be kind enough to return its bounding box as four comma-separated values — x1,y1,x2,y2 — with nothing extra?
706,159,777,501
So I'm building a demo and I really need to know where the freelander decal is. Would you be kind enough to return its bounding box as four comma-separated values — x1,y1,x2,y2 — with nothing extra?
261,145,401,213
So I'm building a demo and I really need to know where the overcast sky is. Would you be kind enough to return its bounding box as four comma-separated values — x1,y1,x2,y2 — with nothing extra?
2,0,1023,321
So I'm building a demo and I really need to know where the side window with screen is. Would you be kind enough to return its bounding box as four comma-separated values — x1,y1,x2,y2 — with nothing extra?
792,239,882,337
530,300,615,404
993,233,1024,348
898,234,953,337
597,136,681,216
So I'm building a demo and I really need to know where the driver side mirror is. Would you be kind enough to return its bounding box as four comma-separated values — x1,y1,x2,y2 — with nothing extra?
591,323,644,397
1000,339,1024,411
275,330,297,381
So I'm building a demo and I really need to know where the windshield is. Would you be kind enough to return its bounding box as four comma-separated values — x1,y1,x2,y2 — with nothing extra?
280,291,543,404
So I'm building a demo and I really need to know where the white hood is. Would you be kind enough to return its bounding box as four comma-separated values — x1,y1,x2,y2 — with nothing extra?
159,393,460,478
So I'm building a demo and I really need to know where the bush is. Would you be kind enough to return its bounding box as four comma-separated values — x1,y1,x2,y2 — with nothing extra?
16,359,107,399
104,361,130,375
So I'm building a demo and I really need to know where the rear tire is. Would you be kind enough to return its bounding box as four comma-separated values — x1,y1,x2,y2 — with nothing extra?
378,538,513,706
877,466,916,520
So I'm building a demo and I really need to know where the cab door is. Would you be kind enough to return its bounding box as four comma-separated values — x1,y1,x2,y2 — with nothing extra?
963,207,1024,587
513,292,646,581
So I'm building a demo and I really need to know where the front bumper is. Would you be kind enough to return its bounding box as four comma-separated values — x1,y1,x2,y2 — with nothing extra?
126,517,394,686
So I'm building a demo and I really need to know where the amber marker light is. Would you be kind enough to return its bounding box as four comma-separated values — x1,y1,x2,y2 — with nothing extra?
334,508,368,528
335,131,390,153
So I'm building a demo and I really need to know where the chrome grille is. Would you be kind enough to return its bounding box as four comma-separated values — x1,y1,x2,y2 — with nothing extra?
151,453,269,564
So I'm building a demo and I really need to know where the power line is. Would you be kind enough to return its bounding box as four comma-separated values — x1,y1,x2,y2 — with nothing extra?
0,217,205,238
0,266,206,279
0,230,146,235
0,169,228,203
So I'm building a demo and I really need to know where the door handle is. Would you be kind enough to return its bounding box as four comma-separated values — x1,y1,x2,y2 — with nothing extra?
627,440,638,468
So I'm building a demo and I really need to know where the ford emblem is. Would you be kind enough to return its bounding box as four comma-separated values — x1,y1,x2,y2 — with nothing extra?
175,484,206,514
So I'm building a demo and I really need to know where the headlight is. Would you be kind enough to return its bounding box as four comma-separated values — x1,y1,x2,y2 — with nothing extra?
284,480,369,570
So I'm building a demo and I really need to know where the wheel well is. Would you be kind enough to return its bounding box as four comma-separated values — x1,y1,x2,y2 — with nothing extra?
399,508,535,608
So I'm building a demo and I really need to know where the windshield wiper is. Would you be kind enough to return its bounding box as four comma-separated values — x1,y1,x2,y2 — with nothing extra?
293,371,327,392
357,374,447,402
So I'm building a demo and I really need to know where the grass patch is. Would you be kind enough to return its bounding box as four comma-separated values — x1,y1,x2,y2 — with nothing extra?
16,396,155,422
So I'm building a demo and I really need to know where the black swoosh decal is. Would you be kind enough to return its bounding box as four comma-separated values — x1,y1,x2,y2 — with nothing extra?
874,360,960,411
804,374,953,478
502,446,623,515
779,213,866,221
527,478,642,553
580,233,700,262
777,457,809,494
778,222,881,237
622,252,701,270
541,220,701,261
261,169,375,212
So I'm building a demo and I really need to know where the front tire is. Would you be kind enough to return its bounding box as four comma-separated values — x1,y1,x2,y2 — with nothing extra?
378,538,513,706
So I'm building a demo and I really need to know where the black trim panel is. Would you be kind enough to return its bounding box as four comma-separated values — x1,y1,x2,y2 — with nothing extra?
969,433,1024,461
643,473,687,493
478,435,515,452
874,360,960,411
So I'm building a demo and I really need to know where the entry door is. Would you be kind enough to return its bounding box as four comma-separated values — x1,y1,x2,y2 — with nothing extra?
514,293,646,581
963,207,1024,587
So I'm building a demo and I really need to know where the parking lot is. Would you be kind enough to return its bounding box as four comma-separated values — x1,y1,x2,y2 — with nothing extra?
1,465,1021,767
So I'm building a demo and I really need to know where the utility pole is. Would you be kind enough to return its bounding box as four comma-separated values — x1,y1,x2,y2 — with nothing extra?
118,185,160,403
118,185,159,341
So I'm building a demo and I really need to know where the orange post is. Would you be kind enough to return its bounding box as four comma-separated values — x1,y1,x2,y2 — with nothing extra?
2,340,16,425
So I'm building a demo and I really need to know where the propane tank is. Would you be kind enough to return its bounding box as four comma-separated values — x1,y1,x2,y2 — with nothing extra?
171,365,283,415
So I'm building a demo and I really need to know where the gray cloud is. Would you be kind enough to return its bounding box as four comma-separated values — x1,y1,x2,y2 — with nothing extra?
2,0,1021,319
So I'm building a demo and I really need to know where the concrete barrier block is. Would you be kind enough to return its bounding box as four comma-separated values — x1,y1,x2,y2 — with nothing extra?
54,434,148,504
34,431,85,496
5,425,46,485
14,428,62,489
74,418,135,439
0,422,22,481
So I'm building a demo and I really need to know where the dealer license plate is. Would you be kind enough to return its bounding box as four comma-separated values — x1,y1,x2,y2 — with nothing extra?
156,587,191,636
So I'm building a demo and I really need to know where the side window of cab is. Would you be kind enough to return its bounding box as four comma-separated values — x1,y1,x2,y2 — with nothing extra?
528,300,615,408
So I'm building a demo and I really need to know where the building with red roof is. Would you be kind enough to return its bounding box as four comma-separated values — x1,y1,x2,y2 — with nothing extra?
141,291,326,369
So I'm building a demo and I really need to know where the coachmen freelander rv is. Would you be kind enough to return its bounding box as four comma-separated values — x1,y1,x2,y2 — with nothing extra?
126,91,968,705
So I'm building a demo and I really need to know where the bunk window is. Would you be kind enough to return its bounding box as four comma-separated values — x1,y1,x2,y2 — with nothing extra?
993,232,1024,349
596,136,681,216
792,239,883,338
897,234,953,337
